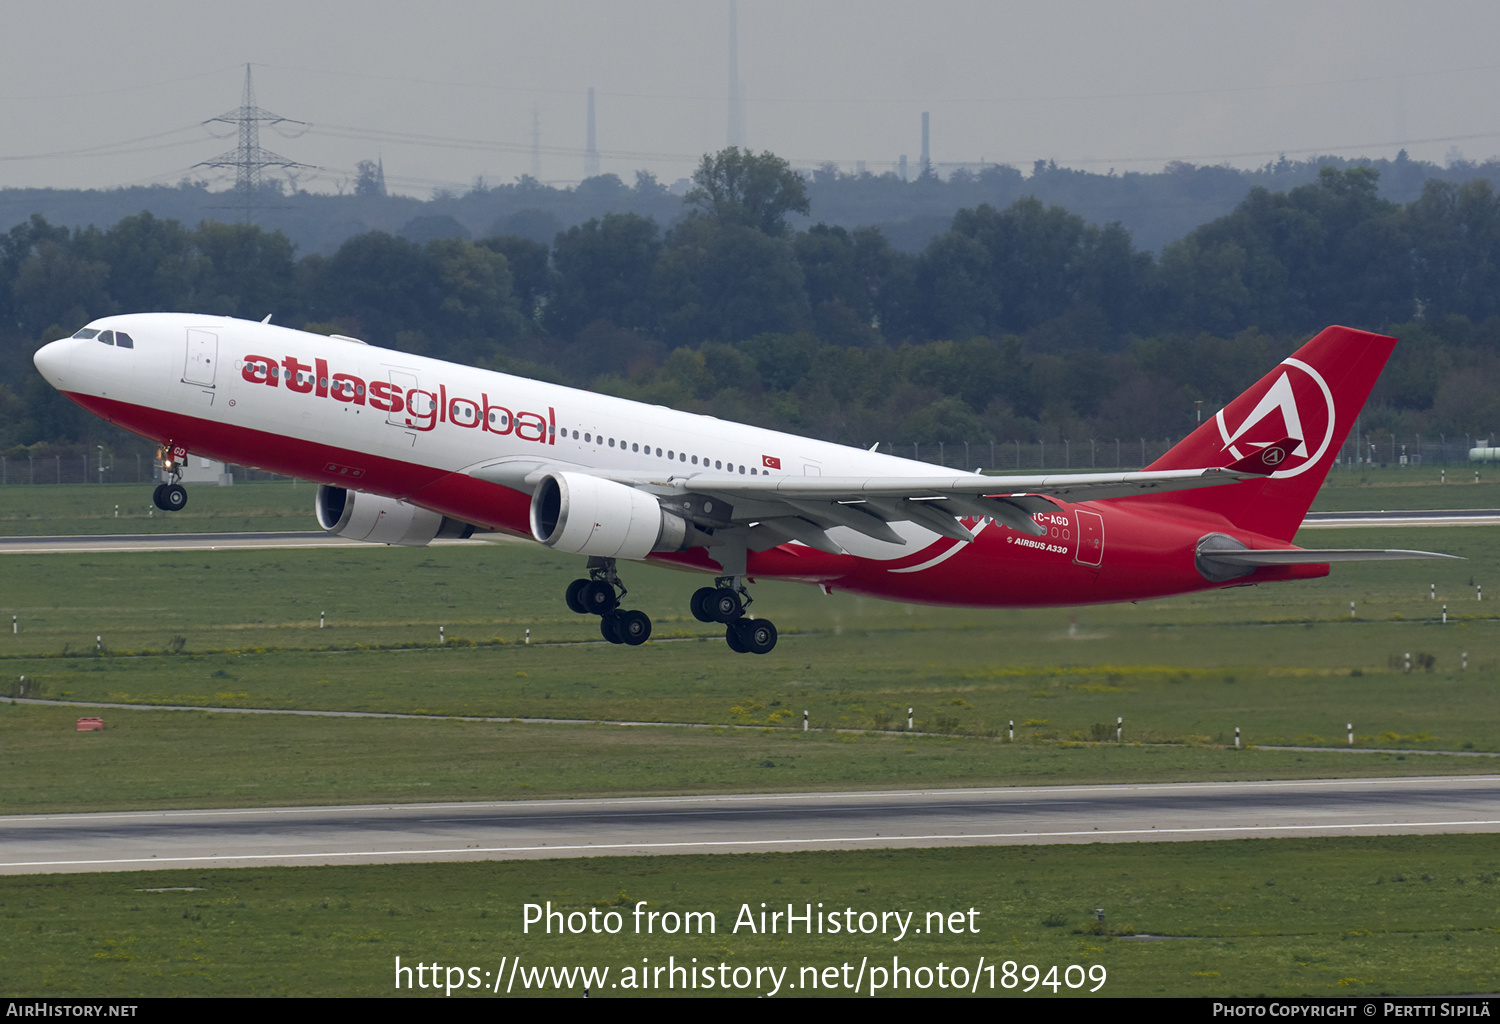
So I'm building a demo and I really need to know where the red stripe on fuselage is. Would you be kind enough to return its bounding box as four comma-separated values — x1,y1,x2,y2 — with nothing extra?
64,391,533,536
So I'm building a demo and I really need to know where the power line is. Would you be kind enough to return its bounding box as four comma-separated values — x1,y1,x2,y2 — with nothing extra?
193,64,314,222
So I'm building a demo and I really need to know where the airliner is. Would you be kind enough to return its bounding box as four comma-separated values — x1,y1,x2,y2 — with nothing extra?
33,316,1448,654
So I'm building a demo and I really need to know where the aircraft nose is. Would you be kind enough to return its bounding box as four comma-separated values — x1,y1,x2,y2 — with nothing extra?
33,338,72,386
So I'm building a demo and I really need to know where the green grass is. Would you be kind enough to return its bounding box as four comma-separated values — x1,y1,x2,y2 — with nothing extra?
4,836,1498,997
0,480,316,535
4,702,1487,813
0,525,1496,813
3,482,1499,999
1309,464,1500,511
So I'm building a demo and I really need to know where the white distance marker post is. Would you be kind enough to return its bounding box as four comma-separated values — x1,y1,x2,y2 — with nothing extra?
1348,723,1354,746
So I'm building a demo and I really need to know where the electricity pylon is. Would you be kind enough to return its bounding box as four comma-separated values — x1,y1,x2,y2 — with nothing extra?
196,64,310,222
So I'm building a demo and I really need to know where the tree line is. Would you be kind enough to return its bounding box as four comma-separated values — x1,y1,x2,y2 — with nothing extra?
5,149,1500,461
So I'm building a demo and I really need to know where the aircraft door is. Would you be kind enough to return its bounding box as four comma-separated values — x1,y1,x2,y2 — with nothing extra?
385,370,419,427
1073,509,1104,567
183,330,218,386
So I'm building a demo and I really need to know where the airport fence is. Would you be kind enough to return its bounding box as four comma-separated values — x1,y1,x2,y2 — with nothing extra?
0,454,290,485
1,434,1495,485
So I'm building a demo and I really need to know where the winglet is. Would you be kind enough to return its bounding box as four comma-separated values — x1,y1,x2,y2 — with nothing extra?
1224,437,1298,476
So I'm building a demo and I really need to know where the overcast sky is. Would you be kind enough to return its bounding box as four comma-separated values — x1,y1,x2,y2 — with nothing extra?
3,0,1498,196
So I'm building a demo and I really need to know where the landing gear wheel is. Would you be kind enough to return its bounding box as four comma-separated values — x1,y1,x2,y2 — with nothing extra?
600,613,625,644
581,580,619,615
565,578,591,614
725,620,748,653
690,587,718,623
152,484,168,509
709,589,743,623
742,618,778,655
617,609,652,646
160,483,187,511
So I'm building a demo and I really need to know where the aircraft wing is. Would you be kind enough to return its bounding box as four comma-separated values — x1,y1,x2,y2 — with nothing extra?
672,467,1268,545
467,457,1269,547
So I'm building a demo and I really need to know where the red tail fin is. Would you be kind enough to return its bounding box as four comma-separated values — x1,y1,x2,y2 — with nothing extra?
1141,325,1396,541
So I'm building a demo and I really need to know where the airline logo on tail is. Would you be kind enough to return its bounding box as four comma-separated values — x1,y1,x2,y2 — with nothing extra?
1215,357,1336,479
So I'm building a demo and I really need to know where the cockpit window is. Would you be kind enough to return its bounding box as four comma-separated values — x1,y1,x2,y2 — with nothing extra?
72,328,100,339
114,332,134,349
97,330,115,345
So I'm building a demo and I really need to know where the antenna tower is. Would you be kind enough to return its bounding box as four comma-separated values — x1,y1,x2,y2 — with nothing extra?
531,104,542,179
727,0,743,148
585,87,600,179
197,65,309,222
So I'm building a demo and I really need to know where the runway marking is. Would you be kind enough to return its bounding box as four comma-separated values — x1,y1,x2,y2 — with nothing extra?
5,774,1493,825
6,775,1494,824
7,818,1500,870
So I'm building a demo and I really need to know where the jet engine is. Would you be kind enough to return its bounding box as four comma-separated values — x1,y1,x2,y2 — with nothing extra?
529,471,706,559
316,485,476,546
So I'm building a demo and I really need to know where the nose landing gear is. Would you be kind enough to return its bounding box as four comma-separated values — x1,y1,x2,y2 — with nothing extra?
152,443,189,511
563,557,653,646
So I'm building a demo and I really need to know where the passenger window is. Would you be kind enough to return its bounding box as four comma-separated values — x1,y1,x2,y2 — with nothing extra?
114,332,134,349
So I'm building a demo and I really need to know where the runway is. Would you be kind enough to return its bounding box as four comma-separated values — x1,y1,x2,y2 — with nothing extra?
0,509,1491,554
3,776,1497,875
1300,509,1500,528
0,531,508,554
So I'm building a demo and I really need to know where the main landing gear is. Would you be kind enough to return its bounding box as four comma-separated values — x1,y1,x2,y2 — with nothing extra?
564,557,653,646
560,562,778,655
691,577,778,655
151,443,188,511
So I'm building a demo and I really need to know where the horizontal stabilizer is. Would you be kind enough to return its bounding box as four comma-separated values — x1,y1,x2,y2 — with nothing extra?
1198,548,1462,566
